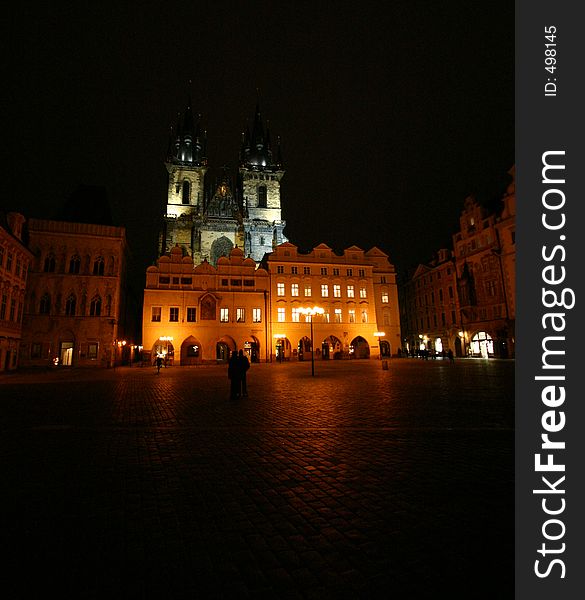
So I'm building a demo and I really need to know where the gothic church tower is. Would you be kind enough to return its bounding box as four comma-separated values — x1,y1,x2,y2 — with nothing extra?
158,100,286,266
239,103,287,262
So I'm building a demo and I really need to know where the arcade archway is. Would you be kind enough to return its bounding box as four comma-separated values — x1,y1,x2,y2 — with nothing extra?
321,335,342,359
216,335,236,363
350,336,370,359
181,336,202,365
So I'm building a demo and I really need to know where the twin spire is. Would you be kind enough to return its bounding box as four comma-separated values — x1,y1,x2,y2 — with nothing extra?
166,99,283,170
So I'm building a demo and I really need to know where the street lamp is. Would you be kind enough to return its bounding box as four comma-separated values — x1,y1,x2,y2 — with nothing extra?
373,331,385,359
298,306,324,376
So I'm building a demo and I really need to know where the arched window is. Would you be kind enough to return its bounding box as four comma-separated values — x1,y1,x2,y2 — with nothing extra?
258,185,267,208
69,255,81,274
90,295,102,316
93,257,105,276
65,294,76,316
182,180,190,204
44,254,56,272
39,293,51,315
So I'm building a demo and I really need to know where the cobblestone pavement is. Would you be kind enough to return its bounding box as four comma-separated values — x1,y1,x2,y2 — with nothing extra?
1,359,514,599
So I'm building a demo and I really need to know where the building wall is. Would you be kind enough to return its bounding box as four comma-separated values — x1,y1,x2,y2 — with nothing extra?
0,212,33,372
399,167,516,359
20,219,128,368
400,250,462,357
142,246,270,364
263,243,401,360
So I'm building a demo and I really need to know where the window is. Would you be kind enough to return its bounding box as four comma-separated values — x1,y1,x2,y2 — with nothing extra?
260,236,265,245
88,343,98,359
292,307,300,322
258,185,267,208
221,279,228,286
253,308,262,323
151,306,161,322
16,259,21,277
65,295,76,316
334,308,342,323
346,268,353,276
381,276,387,283
277,282,285,296
448,286,454,299
347,285,355,298
333,285,341,298
291,283,299,296
31,343,42,359
236,308,245,322
383,313,390,325
187,307,196,322
277,307,286,322
43,253,54,273
358,269,365,277
439,289,443,303
323,312,330,323
69,255,81,274
182,180,190,204
230,279,242,286
169,307,179,322
159,276,170,284
361,309,368,323
321,284,329,297
441,312,446,326
304,285,312,297
451,310,456,324
303,267,311,275
333,268,339,276
39,293,51,315
90,295,102,316
0,294,6,319
244,279,254,287
9,299,15,321
277,265,284,274
348,309,355,323
359,287,367,298
381,292,389,303
93,257,105,276
320,267,328,275
181,278,192,285
291,266,298,274
220,308,229,322
486,281,497,297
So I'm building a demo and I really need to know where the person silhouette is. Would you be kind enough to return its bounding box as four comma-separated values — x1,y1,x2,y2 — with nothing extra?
238,350,250,397
228,351,241,399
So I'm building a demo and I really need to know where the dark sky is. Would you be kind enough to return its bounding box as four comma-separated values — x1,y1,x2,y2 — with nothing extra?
4,1,514,281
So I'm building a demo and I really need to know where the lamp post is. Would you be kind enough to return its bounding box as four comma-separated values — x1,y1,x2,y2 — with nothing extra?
298,306,324,376
373,331,385,359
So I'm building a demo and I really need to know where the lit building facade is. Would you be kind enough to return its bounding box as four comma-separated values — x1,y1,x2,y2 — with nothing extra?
142,245,270,364
20,219,129,367
262,242,401,361
0,212,33,372
400,167,516,359
399,249,462,357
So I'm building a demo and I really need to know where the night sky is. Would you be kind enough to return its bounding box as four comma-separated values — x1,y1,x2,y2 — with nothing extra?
4,1,514,283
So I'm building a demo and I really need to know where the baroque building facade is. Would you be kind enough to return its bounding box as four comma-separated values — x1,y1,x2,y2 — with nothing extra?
0,212,33,372
399,166,516,358
142,243,401,365
20,219,130,368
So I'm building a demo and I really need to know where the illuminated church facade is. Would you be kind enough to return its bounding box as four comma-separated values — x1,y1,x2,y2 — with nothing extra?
158,103,287,265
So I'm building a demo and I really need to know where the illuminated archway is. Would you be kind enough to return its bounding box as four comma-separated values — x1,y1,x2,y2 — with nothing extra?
321,335,342,359
216,335,236,363
152,338,175,365
471,331,494,358
297,336,311,361
350,336,370,359
180,336,202,365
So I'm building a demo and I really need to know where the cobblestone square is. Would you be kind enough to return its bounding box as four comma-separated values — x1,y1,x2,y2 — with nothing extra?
1,358,514,598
